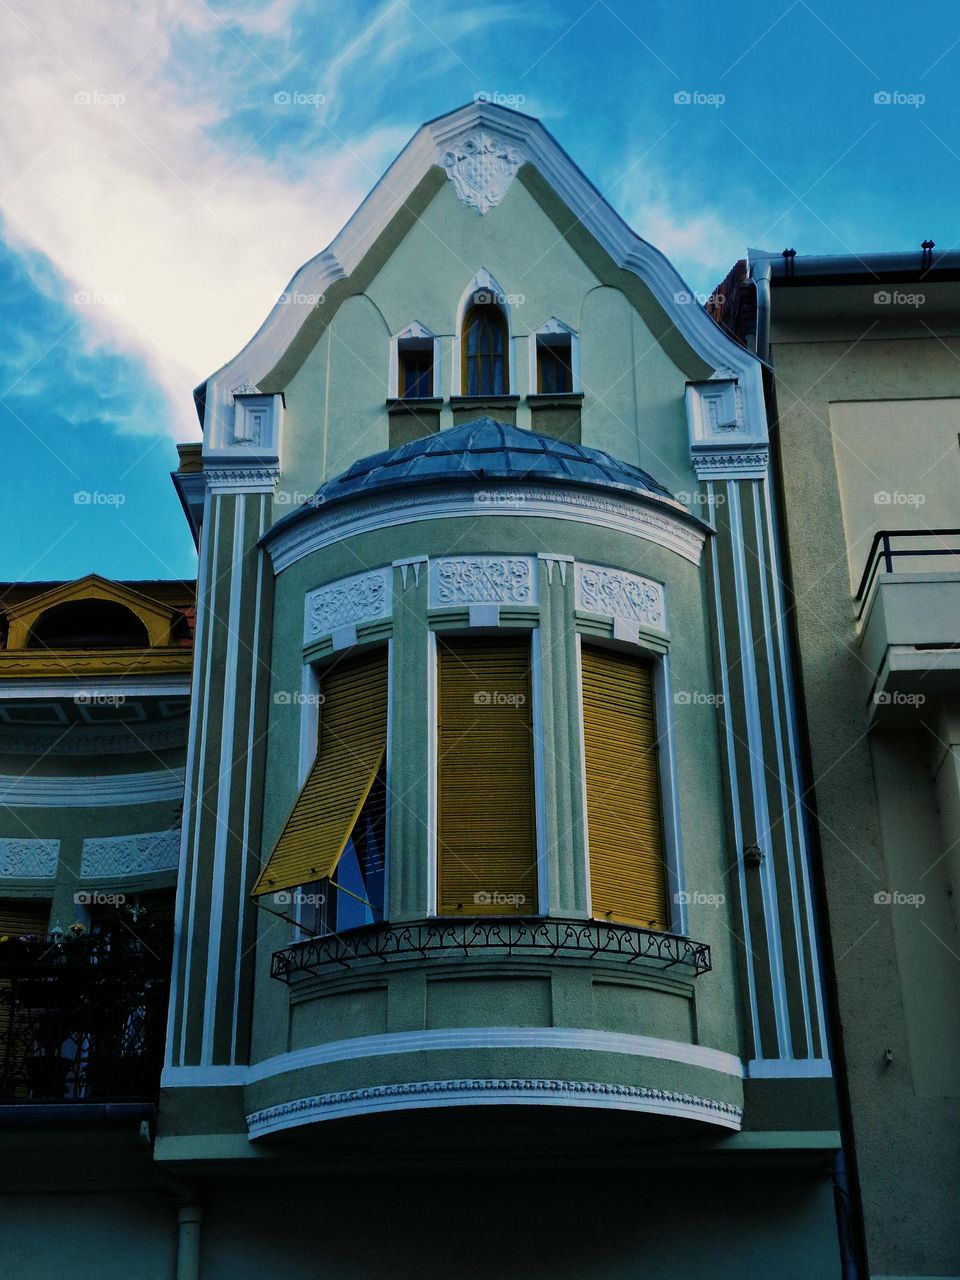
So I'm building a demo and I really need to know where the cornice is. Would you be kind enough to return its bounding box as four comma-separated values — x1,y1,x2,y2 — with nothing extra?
266,482,707,575
0,767,185,808
246,1077,744,1137
0,648,193,680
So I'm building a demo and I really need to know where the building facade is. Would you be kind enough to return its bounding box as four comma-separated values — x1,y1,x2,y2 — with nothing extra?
2,105,849,1277
713,248,960,1279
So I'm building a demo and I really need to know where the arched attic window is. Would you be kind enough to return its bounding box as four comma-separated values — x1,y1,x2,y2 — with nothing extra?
462,298,509,396
27,600,150,650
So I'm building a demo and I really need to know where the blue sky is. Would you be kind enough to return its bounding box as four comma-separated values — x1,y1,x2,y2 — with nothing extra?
3,0,957,582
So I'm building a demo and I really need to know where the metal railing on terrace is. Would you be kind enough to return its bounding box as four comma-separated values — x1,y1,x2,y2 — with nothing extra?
0,917,171,1102
855,529,960,618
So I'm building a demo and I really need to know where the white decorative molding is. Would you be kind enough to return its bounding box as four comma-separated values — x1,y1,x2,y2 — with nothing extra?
0,838,59,878
247,1077,743,1137
441,131,522,214
538,552,573,586
196,102,768,454
429,555,538,608
575,563,666,634
304,568,391,645
80,828,180,878
268,485,706,575
0,768,185,808
163,1026,744,1089
691,447,769,480
394,556,427,589
204,463,280,494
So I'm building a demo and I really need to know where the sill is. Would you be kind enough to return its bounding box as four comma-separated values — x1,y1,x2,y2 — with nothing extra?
528,393,584,408
386,397,443,414
449,395,520,410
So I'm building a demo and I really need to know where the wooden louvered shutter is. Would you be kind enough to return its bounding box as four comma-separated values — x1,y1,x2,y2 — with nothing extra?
252,649,388,896
437,637,536,915
581,644,668,929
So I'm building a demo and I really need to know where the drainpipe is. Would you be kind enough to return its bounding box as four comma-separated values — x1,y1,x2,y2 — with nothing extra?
176,1205,203,1280
747,249,773,362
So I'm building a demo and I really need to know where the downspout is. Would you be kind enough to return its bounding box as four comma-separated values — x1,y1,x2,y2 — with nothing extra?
176,1205,203,1280
747,251,772,362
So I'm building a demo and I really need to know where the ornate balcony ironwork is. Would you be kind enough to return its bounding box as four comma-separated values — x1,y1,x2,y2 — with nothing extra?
271,916,711,984
0,917,171,1102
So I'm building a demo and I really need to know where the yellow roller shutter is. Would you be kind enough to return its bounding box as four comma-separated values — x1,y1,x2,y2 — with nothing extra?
0,901,50,940
581,644,668,930
0,901,50,1098
437,637,537,915
252,649,388,897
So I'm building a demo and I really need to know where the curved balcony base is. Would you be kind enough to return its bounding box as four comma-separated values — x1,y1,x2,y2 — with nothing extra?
247,1076,742,1139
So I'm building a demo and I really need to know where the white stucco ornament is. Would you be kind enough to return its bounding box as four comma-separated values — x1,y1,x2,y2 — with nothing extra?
442,132,522,214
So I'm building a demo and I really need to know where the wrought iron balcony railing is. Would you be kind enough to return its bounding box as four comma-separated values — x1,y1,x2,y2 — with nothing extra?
271,916,711,984
0,920,171,1102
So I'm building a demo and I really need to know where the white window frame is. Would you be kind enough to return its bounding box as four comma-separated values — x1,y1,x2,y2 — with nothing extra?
575,630,687,936
529,316,581,395
427,621,545,917
452,270,516,397
389,322,440,400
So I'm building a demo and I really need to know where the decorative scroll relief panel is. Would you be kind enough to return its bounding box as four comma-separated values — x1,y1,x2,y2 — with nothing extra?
0,838,59,879
304,569,392,645
80,829,180,878
428,556,538,608
441,131,522,214
575,564,666,640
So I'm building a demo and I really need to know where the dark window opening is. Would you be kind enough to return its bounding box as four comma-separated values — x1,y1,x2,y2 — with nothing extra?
536,333,574,394
463,302,508,396
28,600,149,650
398,339,434,399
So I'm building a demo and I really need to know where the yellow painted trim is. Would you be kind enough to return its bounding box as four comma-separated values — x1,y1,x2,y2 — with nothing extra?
4,574,179,649
0,647,193,678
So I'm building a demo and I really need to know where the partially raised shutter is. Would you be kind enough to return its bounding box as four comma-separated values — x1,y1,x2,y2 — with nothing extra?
252,649,388,897
437,637,536,915
581,644,667,929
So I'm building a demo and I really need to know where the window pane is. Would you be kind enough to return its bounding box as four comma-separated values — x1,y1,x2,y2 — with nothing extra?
464,305,507,396
400,346,433,398
537,337,573,394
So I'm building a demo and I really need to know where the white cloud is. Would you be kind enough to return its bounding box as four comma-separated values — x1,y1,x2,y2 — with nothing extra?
0,0,416,437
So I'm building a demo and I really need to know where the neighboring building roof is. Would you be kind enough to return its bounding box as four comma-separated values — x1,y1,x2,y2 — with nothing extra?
275,419,679,535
